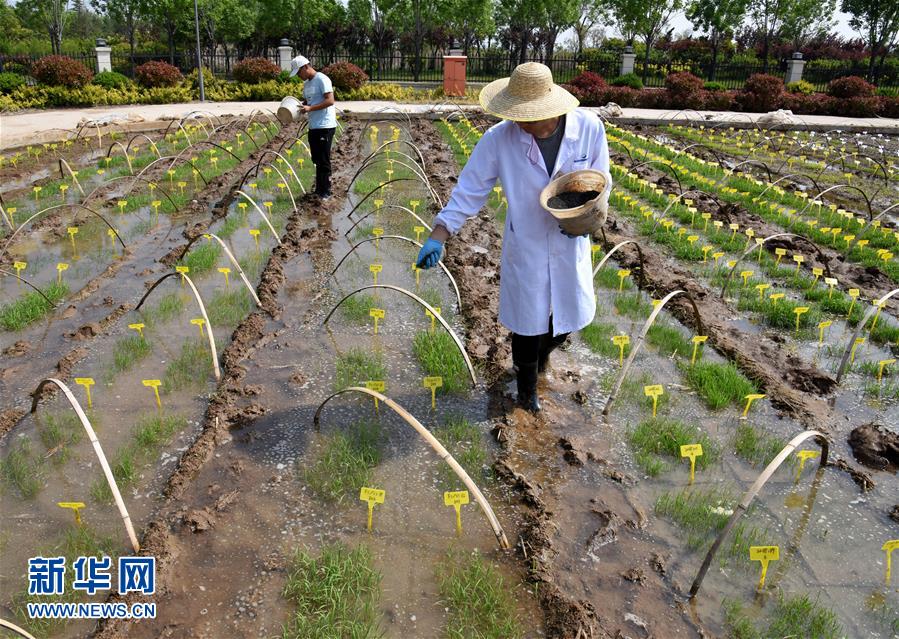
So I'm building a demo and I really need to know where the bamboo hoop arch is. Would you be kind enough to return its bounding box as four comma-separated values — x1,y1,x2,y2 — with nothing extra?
0,616,39,639
104,141,134,175
348,157,443,208
689,429,829,598
322,284,476,386
30,378,141,553
0,203,126,258
168,140,242,172
0,204,13,230
313,386,508,548
835,288,899,382
592,240,646,291
721,159,774,185
130,154,209,187
247,149,305,189
802,184,874,221
330,235,462,308
364,139,427,171
718,233,833,298
602,290,704,417
175,233,262,307
234,190,282,242
630,160,684,195
0,268,61,308
857,202,899,246
82,174,179,212
755,173,822,201
133,272,221,381
57,158,85,196
677,143,727,170
344,204,433,238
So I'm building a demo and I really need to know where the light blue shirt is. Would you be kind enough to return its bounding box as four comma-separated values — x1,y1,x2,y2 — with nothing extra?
303,72,337,130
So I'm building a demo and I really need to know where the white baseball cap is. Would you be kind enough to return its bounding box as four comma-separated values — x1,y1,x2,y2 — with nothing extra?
288,55,310,77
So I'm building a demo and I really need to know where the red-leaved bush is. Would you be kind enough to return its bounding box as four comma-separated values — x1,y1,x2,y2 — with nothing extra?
321,62,369,92
134,60,183,88
739,74,784,112
664,72,704,109
30,55,93,88
232,57,280,84
826,75,875,99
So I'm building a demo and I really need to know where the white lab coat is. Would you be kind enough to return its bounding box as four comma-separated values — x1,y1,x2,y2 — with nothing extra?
434,108,610,336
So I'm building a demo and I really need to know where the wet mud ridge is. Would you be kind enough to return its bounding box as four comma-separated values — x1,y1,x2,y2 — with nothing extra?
89,120,363,639
417,119,710,639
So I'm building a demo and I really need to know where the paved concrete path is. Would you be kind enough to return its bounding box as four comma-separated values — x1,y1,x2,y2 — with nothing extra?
2,100,897,150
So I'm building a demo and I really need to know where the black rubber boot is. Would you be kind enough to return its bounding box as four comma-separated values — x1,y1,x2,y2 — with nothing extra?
516,361,541,412
538,334,568,374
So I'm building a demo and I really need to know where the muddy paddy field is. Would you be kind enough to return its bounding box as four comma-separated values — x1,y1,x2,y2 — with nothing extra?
0,109,898,639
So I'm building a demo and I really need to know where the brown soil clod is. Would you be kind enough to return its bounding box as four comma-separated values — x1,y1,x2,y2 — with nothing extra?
848,423,899,473
889,505,899,523
3,340,31,357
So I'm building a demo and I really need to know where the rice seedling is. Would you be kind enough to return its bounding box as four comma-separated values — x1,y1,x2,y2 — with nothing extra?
620,372,670,412
723,599,759,639
0,282,69,331
419,286,444,310
614,292,652,319
178,241,222,275
433,414,489,488
281,543,382,639
206,288,253,327
737,289,821,333
111,333,152,375
353,223,376,241
628,417,719,476
143,291,184,325
594,266,633,291
162,340,213,393
218,213,242,238
646,323,691,357
37,411,83,464
581,321,623,359
863,379,899,400
679,360,758,410
655,486,736,549
412,330,468,393
766,593,843,639
0,439,45,498
303,419,382,502
733,423,789,467
438,549,524,639
91,413,188,502
239,250,269,281
341,293,376,324
334,348,387,391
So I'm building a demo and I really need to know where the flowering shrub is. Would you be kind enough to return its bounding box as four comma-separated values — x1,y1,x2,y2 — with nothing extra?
322,62,369,92
134,60,182,88
739,74,783,112
31,55,93,88
665,72,705,109
826,75,875,99
232,57,280,84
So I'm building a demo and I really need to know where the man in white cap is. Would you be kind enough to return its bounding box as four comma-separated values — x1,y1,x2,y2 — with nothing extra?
415,62,611,412
289,55,337,198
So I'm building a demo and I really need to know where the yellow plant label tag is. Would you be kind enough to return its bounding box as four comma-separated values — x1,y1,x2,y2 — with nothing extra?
883,540,899,584
742,393,766,417
424,376,443,409
360,487,385,532
128,323,145,337
413,225,425,242
57,501,86,525
364,380,385,392
142,379,163,409
176,265,189,274
644,384,663,417
612,334,629,365
793,254,804,264
74,377,95,408
795,449,820,478
775,248,787,256
877,359,896,381
849,288,860,298
369,308,385,334
444,490,469,536
680,443,703,484
372,227,384,237
812,267,823,276
750,546,780,590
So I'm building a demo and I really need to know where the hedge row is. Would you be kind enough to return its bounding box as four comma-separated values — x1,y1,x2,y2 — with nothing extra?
566,71,899,118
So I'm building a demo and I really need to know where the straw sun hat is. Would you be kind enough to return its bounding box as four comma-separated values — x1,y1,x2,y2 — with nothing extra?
479,62,579,122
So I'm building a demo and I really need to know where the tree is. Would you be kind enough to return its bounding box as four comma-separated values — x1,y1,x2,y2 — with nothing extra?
16,0,71,54
146,0,192,64
608,0,684,82
572,0,606,56
539,0,578,66
440,0,493,54
91,0,146,62
842,0,899,80
780,0,835,51
495,0,548,65
746,0,829,71
687,0,748,80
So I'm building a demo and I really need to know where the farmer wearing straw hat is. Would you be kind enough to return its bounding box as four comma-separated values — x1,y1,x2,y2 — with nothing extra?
416,62,611,412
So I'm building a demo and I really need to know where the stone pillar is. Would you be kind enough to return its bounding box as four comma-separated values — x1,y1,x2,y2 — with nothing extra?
620,46,636,77
278,39,293,72
95,38,112,73
784,52,805,85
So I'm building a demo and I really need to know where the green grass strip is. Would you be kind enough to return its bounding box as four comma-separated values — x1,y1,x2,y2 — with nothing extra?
303,419,382,502
679,360,758,410
412,330,468,393
0,282,69,331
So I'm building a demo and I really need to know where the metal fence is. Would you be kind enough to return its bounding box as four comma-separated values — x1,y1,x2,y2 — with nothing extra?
803,60,899,92
0,52,98,74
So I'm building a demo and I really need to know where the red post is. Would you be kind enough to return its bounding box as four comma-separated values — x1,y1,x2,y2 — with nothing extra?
443,54,467,97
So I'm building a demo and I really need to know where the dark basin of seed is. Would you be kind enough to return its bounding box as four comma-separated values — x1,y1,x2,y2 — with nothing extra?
548,190,600,209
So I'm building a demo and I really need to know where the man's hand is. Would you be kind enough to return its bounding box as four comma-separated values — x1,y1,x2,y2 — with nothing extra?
416,237,444,269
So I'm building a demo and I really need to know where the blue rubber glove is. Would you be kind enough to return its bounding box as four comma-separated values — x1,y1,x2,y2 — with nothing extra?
416,237,444,269
559,225,588,238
